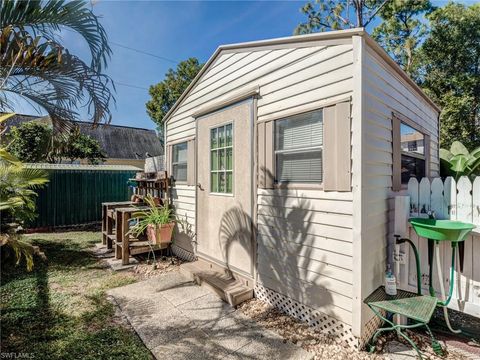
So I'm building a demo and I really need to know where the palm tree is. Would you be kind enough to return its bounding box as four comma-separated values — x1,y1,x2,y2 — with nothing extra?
0,0,115,131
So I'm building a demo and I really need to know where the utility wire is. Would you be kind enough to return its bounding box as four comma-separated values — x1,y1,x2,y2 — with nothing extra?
110,41,178,64
62,27,178,64
115,82,149,91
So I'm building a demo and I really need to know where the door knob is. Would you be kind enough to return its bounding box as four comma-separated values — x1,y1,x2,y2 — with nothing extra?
197,183,204,191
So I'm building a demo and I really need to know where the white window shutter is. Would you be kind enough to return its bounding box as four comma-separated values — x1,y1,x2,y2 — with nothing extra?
187,139,195,186
257,121,274,189
392,114,401,191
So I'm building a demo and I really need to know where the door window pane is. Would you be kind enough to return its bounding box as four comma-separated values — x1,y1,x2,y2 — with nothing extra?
226,148,233,170
226,124,233,146
211,172,218,193
211,150,218,171
219,149,225,170
210,123,233,194
274,110,323,183
219,172,226,193
218,126,225,148
211,128,218,149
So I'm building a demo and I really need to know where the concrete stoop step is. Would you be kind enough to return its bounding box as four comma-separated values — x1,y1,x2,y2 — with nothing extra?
180,260,253,307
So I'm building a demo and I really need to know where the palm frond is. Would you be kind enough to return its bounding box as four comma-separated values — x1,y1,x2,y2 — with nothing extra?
1,33,114,125
0,0,111,71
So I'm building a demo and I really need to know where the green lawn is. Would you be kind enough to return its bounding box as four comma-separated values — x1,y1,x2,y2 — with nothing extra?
0,232,152,360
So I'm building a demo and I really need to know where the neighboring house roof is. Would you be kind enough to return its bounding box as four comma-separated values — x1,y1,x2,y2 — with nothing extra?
25,163,142,171
163,28,440,124
71,121,162,160
2,113,49,128
2,114,163,160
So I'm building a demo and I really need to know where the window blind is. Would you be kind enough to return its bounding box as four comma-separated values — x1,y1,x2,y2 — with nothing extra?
275,111,323,150
275,110,323,183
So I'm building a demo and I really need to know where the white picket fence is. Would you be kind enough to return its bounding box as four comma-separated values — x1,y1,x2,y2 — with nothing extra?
394,176,480,318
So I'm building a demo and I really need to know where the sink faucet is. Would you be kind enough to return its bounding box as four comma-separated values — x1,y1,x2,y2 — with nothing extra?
428,210,436,219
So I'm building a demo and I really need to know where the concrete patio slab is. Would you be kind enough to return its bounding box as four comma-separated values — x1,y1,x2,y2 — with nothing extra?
108,271,313,360
176,292,235,324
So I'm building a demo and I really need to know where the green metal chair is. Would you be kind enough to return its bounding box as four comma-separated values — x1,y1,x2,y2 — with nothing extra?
364,236,444,359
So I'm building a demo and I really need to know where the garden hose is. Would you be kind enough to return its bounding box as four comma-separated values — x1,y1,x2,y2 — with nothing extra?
396,237,422,295
435,242,461,334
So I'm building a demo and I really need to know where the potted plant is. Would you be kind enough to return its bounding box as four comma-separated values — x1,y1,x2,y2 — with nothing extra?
128,194,175,246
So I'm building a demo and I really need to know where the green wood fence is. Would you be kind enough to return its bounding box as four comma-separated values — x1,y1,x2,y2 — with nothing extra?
29,165,137,229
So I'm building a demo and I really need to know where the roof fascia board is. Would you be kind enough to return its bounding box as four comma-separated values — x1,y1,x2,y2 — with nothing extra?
221,37,352,55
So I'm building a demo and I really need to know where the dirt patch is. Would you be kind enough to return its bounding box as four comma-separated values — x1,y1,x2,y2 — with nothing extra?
238,298,472,360
129,255,185,280
238,298,382,360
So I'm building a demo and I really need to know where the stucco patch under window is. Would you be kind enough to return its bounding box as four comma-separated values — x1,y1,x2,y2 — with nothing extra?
274,110,323,183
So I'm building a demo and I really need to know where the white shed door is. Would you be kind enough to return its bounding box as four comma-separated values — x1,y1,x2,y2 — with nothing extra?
196,100,254,277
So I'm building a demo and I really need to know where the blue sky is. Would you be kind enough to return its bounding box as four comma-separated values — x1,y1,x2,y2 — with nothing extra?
54,0,308,130
18,0,454,131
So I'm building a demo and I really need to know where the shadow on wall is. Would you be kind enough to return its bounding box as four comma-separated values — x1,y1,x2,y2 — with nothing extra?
170,188,196,254
218,168,334,316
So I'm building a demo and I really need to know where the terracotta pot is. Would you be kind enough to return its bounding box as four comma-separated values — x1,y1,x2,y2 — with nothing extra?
131,194,142,203
152,197,163,207
146,223,174,245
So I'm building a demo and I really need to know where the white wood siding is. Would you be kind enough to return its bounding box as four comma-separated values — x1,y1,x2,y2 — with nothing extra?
358,43,440,333
166,43,356,326
256,188,354,325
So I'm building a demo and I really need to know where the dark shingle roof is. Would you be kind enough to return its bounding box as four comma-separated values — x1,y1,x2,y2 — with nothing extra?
2,114,163,160
72,121,163,159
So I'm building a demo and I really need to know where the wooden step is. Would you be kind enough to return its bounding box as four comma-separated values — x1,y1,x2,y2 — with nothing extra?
180,261,253,307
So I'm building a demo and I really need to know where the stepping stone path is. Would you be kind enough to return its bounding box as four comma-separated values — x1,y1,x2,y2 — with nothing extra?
108,271,313,360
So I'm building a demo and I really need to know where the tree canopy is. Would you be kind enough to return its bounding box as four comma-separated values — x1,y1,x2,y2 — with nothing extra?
60,131,106,165
8,121,106,165
294,0,390,34
295,1,480,148
7,121,51,163
418,2,480,150
146,58,203,135
372,0,434,77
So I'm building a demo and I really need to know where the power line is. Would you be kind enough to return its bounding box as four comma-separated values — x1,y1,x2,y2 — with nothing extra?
110,41,178,64
62,27,178,64
115,82,149,91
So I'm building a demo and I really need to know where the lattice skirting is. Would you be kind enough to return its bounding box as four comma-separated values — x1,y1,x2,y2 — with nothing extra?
254,284,361,349
360,312,383,349
171,245,196,262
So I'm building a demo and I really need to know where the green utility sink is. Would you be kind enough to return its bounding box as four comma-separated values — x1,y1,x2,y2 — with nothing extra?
408,218,475,242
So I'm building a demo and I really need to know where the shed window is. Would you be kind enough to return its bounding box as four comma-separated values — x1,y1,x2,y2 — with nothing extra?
210,123,233,194
400,123,425,183
274,110,323,183
172,142,188,182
